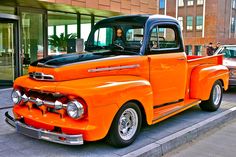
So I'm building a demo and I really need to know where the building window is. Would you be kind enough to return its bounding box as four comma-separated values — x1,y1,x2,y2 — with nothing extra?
185,45,192,55
56,25,65,37
21,12,44,74
0,6,15,14
178,0,184,7
233,0,236,9
231,17,236,33
48,26,54,36
160,0,165,9
195,45,202,55
187,16,193,30
48,11,77,55
187,0,194,6
81,15,92,42
68,24,77,34
197,0,204,5
178,17,184,30
196,16,203,30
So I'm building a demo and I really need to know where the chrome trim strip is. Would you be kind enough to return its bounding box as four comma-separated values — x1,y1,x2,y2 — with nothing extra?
88,64,140,73
152,100,201,123
5,112,83,145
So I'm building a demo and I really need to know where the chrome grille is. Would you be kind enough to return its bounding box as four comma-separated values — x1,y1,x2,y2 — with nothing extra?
24,90,67,110
29,72,54,81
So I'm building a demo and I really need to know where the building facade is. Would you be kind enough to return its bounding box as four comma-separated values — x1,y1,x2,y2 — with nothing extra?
0,0,158,86
159,0,236,55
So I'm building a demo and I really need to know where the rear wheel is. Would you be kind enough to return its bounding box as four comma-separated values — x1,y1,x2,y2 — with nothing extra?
107,102,142,147
199,80,223,112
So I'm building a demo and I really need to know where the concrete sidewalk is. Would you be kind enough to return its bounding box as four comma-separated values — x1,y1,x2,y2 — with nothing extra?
0,88,12,109
0,88,236,157
164,118,236,157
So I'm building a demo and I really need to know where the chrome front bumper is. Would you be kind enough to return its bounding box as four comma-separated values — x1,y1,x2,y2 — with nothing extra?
5,112,83,145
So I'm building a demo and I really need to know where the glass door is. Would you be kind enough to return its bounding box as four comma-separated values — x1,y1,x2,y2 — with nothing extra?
0,22,15,85
21,10,45,75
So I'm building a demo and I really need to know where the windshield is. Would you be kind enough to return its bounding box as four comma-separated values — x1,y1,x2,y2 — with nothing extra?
85,22,145,55
218,46,236,58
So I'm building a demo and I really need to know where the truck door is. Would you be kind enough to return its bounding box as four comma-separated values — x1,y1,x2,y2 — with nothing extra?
147,23,187,106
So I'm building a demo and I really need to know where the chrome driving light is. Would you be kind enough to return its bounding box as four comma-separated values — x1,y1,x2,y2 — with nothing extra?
54,100,63,110
35,98,43,106
67,100,84,119
22,94,29,102
11,89,22,104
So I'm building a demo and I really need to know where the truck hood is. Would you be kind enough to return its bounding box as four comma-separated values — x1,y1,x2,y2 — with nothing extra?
28,53,148,81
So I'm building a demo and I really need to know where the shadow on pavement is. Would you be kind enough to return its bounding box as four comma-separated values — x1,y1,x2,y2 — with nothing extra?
226,86,236,93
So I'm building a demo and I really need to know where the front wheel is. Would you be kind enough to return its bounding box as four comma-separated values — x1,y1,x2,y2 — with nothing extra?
199,80,223,112
107,102,142,147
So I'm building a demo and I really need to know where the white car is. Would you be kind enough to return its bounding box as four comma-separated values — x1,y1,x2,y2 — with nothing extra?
214,45,236,86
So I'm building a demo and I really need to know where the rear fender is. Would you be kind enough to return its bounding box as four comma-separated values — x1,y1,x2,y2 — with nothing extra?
190,65,229,100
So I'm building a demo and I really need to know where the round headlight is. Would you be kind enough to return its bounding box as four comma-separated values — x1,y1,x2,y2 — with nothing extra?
67,100,84,119
11,89,22,104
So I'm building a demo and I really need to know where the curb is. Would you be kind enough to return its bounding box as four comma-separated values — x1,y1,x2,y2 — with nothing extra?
0,88,12,92
122,107,236,157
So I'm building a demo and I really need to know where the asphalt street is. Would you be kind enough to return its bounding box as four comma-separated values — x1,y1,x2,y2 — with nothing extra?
0,87,236,157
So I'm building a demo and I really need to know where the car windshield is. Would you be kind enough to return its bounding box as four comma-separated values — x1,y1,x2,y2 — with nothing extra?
85,16,148,55
218,46,236,58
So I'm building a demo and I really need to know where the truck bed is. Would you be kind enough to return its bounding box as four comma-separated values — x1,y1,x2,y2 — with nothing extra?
185,54,225,99
187,55,223,65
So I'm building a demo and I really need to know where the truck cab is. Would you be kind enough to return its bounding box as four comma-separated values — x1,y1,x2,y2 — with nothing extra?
5,14,229,147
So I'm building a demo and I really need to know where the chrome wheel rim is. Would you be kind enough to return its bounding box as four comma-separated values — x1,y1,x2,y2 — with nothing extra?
118,108,138,141
213,84,222,105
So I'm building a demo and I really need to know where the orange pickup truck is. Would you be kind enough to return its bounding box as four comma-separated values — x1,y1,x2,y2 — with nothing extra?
5,14,229,147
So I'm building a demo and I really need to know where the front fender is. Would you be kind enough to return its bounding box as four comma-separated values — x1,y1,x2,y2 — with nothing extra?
190,65,229,100
57,75,154,140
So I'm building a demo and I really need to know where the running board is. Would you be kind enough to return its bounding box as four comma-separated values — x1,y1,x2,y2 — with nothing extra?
152,100,201,124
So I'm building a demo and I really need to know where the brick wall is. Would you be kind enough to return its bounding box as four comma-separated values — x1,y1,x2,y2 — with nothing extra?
160,0,236,56
42,0,158,14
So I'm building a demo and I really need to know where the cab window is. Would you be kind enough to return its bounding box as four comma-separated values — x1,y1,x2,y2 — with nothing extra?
149,25,179,53
94,27,113,47
126,28,144,42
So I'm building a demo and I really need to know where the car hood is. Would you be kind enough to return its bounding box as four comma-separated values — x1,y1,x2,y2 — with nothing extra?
28,53,148,82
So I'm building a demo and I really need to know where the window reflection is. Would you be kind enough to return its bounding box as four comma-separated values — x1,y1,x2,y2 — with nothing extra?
21,12,43,75
48,11,77,55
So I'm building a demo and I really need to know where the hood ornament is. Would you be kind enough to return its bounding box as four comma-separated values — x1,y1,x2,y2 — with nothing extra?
29,72,54,81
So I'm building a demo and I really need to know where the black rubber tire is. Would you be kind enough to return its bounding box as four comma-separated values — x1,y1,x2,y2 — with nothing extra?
107,102,142,147
199,80,223,112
